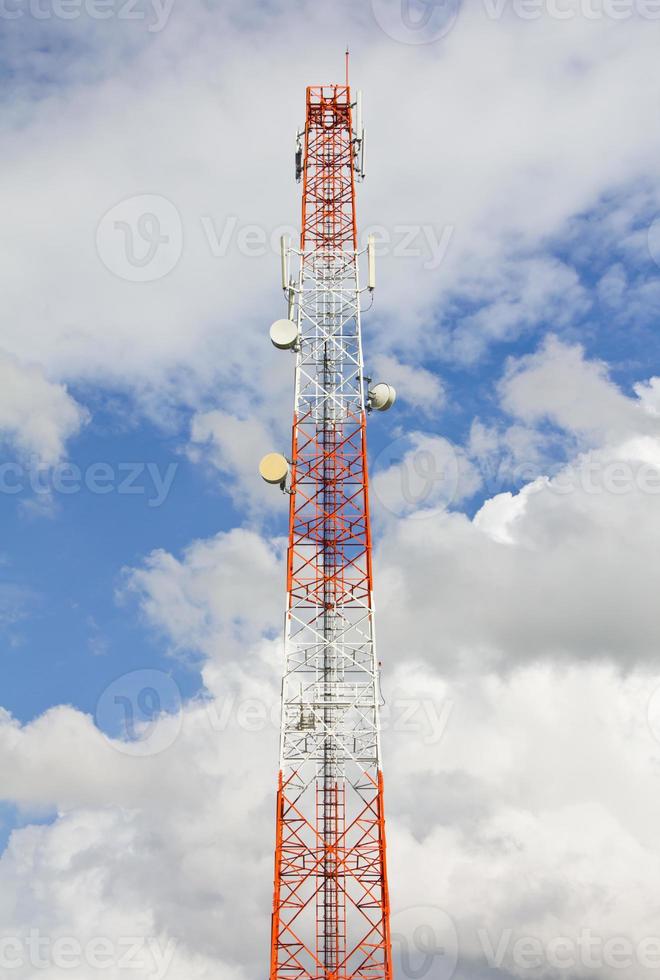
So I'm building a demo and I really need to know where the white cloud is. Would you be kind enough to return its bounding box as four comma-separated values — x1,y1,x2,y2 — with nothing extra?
377,427,660,673
466,336,660,498
3,653,660,978
499,335,655,445
0,635,283,976
634,375,660,416
371,354,446,416
383,661,660,980
122,527,284,672
0,692,276,979
188,410,288,512
0,352,87,466
371,431,482,519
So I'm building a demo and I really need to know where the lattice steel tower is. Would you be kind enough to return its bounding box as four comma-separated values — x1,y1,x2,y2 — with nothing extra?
261,58,395,980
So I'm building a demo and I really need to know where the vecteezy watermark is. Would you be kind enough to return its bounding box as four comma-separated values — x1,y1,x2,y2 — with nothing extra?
0,931,177,977
391,906,459,980
535,458,660,496
372,431,660,521
97,676,453,757
96,197,454,283
482,0,660,21
203,691,454,747
370,0,660,45
381,695,454,746
96,195,183,283
481,455,660,501
478,928,660,972
0,0,175,30
96,669,183,757
0,459,178,507
202,218,455,272
370,0,462,45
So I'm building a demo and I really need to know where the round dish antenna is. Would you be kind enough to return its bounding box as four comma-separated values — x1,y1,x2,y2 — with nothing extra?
369,383,396,412
270,319,299,350
259,453,290,486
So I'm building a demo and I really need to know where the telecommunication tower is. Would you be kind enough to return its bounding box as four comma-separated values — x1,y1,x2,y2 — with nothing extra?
260,56,396,980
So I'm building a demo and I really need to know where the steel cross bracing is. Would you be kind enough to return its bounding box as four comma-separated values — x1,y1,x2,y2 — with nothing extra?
270,82,392,980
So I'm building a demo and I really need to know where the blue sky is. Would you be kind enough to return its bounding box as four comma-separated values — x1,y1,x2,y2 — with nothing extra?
0,407,210,722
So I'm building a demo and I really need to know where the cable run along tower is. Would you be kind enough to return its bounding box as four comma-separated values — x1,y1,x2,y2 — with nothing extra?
260,59,396,980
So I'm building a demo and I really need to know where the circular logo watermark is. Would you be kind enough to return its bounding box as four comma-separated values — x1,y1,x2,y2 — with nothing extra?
371,0,461,44
371,434,461,518
95,668,183,757
391,905,459,980
96,194,183,282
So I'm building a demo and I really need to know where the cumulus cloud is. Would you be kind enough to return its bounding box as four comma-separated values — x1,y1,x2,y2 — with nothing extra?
465,336,660,494
0,352,87,466
3,649,659,978
377,428,660,673
382,660,660,980
122,527,284,672
0,685,278,979
499,335,656,445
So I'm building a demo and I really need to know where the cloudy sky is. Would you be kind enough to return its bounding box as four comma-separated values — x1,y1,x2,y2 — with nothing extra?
2,1,660,977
